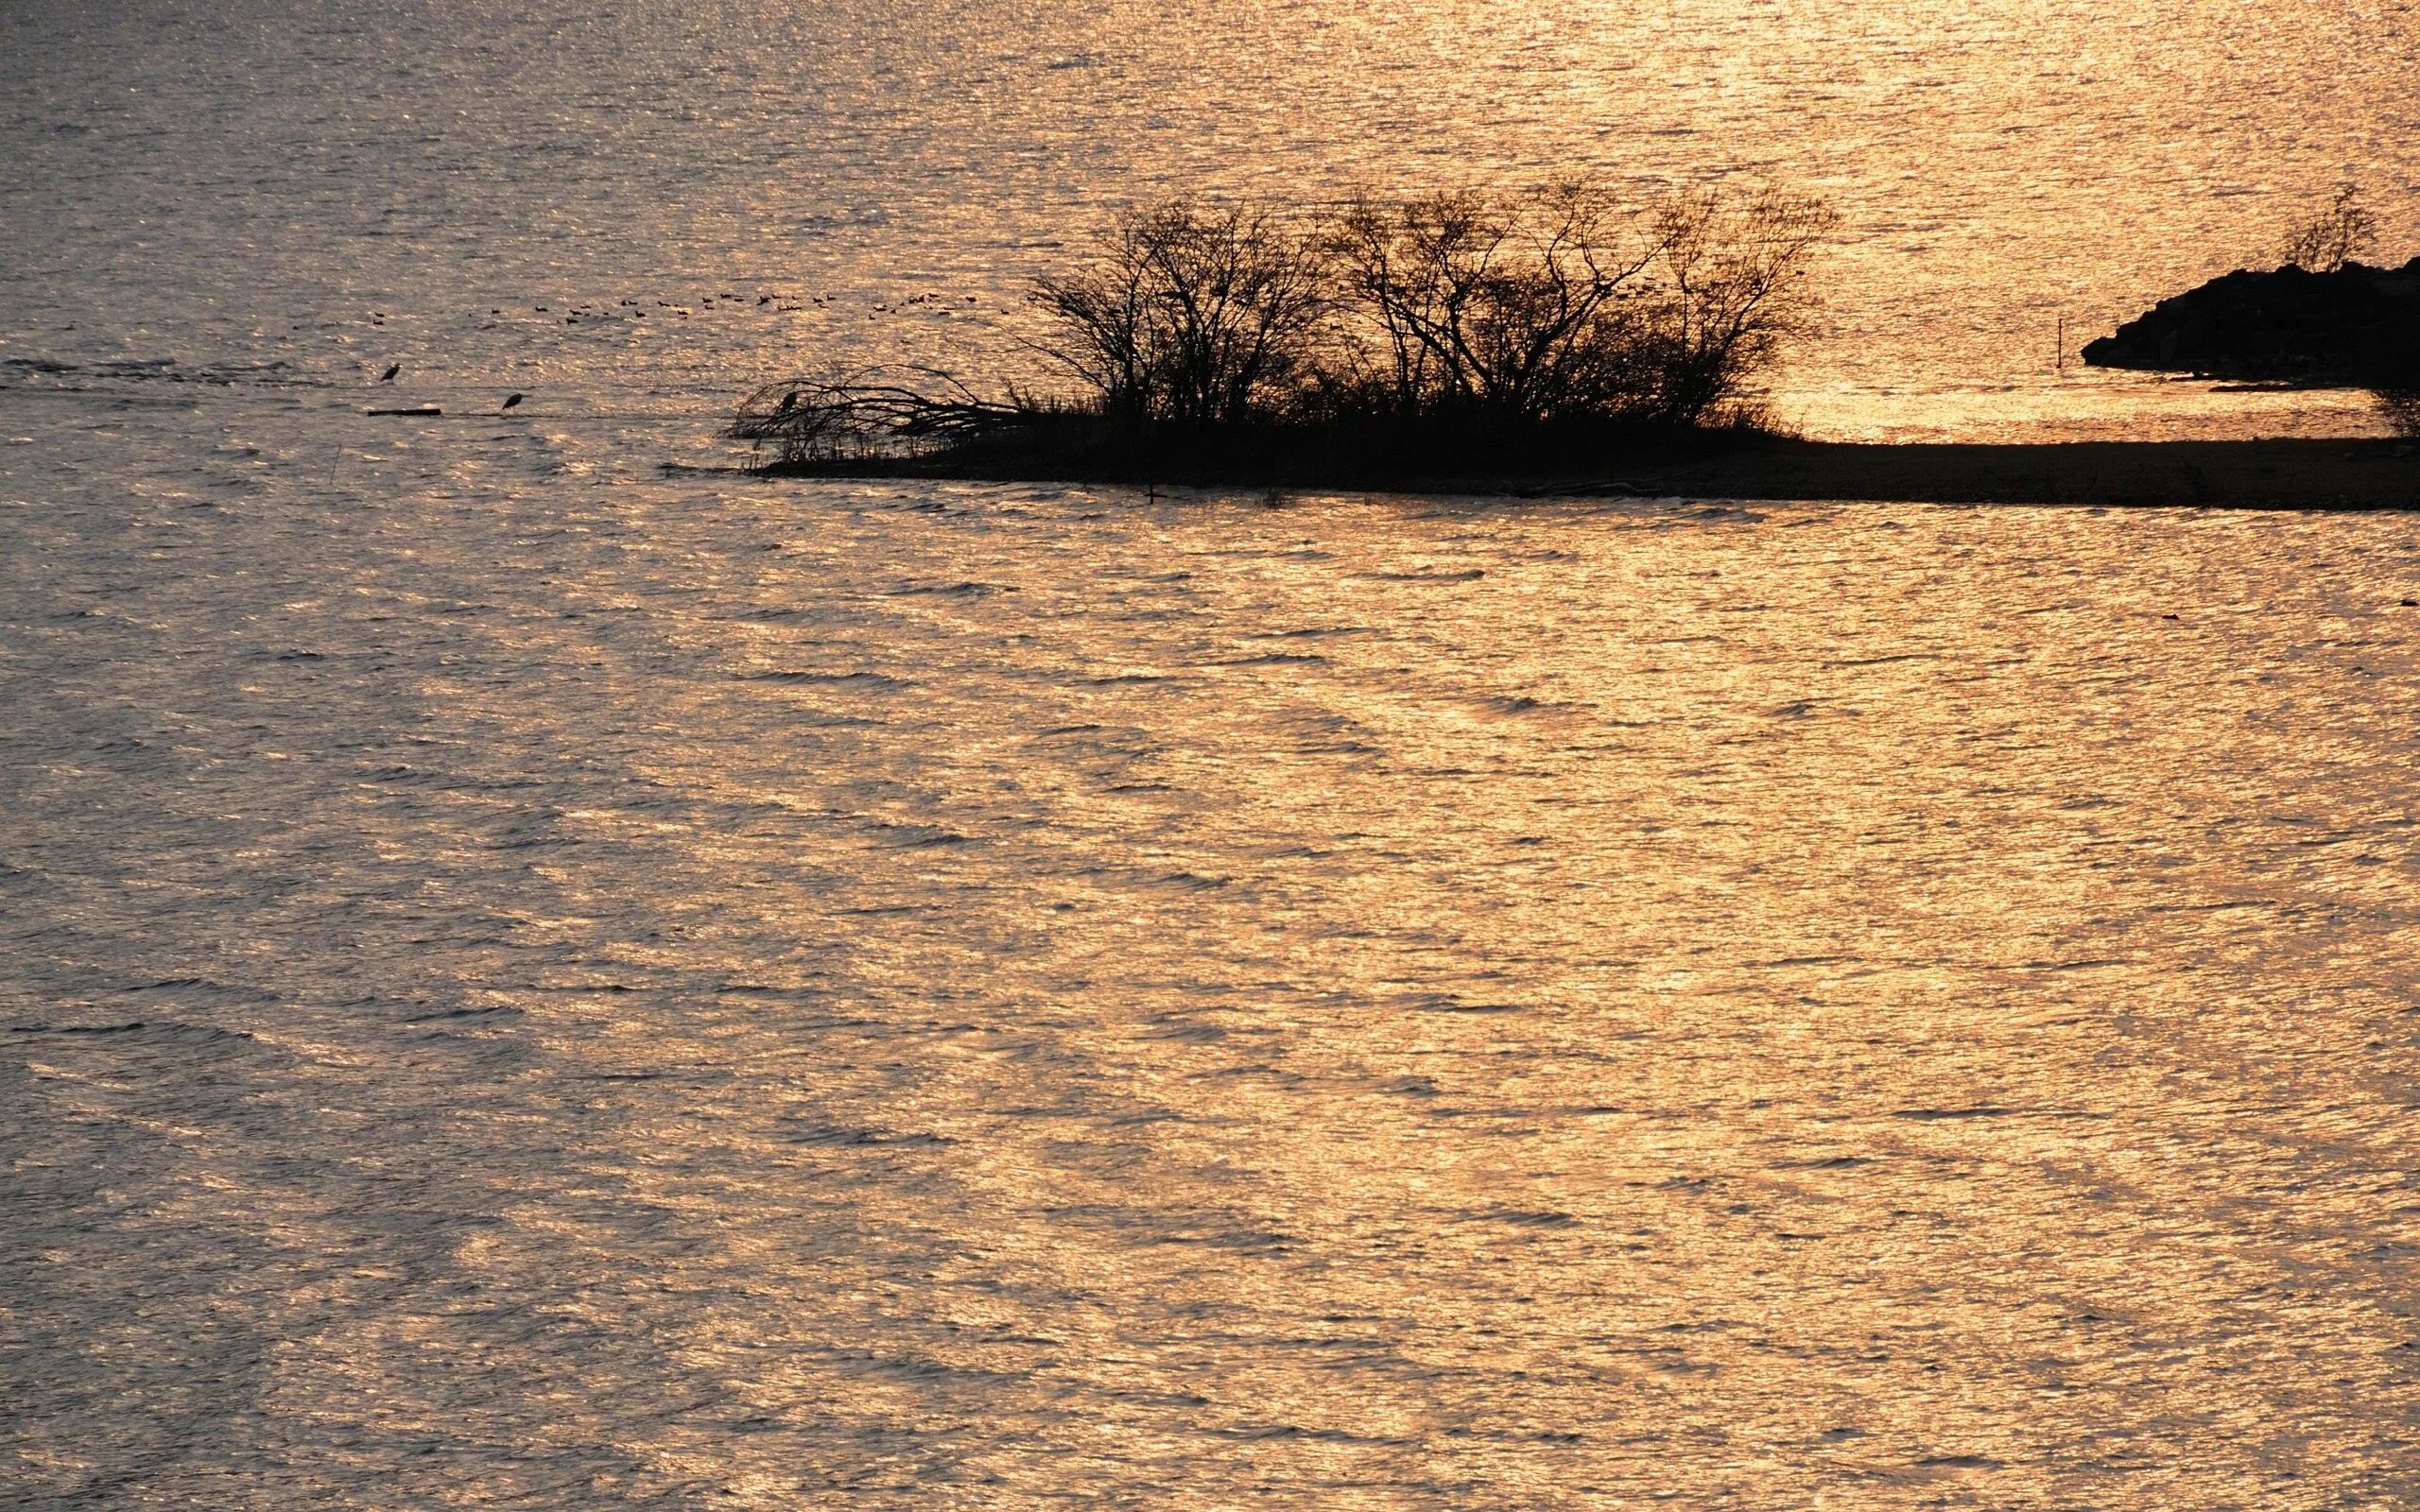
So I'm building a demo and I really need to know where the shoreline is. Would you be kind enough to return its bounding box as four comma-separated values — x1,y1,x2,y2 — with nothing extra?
755,436,2420,508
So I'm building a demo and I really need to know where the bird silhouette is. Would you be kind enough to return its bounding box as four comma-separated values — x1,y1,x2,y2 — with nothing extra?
775,392,798,415
378,363,400,382
501,393,525,410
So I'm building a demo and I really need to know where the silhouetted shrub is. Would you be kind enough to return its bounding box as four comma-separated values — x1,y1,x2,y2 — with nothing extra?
1028,203,1329,428
1321,181,1837,428
1028,182,1836,436
1637,187,1842,425
2280,182,2379,273
739,180,1838,471
1322,183,1660,425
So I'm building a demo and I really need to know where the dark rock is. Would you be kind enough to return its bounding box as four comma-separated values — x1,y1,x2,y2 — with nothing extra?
2083,257,2420,385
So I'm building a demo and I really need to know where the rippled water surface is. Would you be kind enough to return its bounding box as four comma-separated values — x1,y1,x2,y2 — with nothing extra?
7,3,2420,1508
5,0,2418,438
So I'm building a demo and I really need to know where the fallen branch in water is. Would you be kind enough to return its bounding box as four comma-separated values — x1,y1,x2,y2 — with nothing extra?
729,369,1042,468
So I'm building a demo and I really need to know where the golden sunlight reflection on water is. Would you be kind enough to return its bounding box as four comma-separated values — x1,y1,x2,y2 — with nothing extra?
1,0,2413,438
4,1,2420,1506
8,404,2416,1503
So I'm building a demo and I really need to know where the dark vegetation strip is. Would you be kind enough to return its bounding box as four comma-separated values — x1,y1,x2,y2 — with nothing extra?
733,182,1835,476
758,434,2419,508
727,181,2420,505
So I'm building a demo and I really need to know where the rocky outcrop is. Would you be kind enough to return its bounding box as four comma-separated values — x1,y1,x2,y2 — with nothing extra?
2083,258,2420,385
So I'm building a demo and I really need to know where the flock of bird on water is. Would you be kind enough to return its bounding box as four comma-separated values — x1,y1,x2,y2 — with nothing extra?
359,286,961,418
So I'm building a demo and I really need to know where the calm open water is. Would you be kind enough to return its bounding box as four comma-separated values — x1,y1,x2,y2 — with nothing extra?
5,3,2420,1508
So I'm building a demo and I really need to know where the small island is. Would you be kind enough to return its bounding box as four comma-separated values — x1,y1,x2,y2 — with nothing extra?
731,185,2420,508
2086,183,2419,392
2083,258,2420,387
